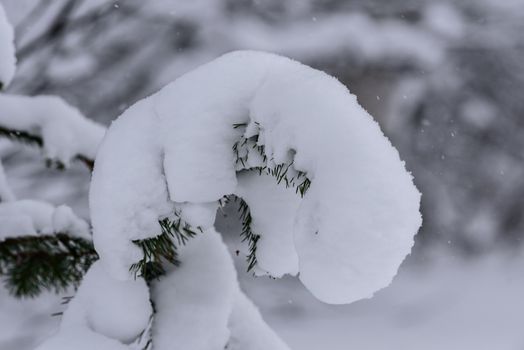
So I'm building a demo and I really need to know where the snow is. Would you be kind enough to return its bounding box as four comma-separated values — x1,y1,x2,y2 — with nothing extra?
241,250,524,350
247,54,422,303
152,227,291,350
35,328,130,350
5,250,524,350
31,228,291,350
235,170,300,277
51,205,90,238
227,289,291,350
91,51,421,305
151,228,236,350
36,261,152,349
0,3,15,88
175,201,219,230
60,261,151,343
0,199,90,239
90,101,175,279
0,94,105,165
0,160,15,201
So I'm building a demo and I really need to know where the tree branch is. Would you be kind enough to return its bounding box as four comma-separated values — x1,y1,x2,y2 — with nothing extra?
0,125,95,170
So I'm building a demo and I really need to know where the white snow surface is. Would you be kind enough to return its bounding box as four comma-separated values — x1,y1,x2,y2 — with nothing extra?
36,261,152,349
60,261,151,342
0,94,105,165
235,170,301,277
175,201,219,230
0,160,15,201
90,50,421,304
5,250,524,350
152,227,290,350
0,199,90,239
90,101,175,278
0,3,15,88
151,228,236,350
35,327,130,350
227,288,291,350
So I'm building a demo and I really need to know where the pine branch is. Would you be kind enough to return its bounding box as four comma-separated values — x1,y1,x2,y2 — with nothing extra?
232,126,312,197
130,214,200,281
236,197,260,272
0,123,311,298
0,211,203,297
0,125,95,170
222,195,260,272
0,233,98,297
0,125,43,147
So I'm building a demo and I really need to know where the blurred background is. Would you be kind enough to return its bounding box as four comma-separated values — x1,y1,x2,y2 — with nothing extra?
0,0,523,349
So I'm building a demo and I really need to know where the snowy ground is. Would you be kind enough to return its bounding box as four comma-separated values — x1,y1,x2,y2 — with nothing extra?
243,251,524,350
2,246,524,350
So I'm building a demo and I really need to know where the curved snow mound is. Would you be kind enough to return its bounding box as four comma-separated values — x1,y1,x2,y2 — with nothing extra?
0,4,15,88
36,261,152,350
90,50,422,304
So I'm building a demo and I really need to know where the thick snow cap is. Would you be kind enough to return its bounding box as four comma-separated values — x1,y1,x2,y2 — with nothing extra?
90,50,422,304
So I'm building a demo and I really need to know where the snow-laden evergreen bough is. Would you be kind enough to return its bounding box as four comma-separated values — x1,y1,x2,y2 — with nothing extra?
0,3,104,298
38,51,421,350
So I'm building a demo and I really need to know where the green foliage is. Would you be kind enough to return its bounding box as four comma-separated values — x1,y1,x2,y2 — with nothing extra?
0,214,201,298
129,214,200,281
0,233,98,297
232,125,312,197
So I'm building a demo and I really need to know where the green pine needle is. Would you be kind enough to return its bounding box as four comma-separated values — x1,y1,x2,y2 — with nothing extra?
0,233,98,297
0,125,94,170
130,215,200,280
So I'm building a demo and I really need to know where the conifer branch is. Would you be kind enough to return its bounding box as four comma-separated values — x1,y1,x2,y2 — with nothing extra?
232,126,312,197
0,233,98,297
237,198,260,272
0,125,43,147
222,195,260,272
0,123,312,298
130,214,200,281
0,214,201,298
0,125,95,170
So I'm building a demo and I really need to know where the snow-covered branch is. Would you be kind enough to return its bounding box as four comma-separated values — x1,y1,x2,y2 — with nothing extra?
0,94,105,169
90,50,421,303
39,51,421,349
0,199,94,296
